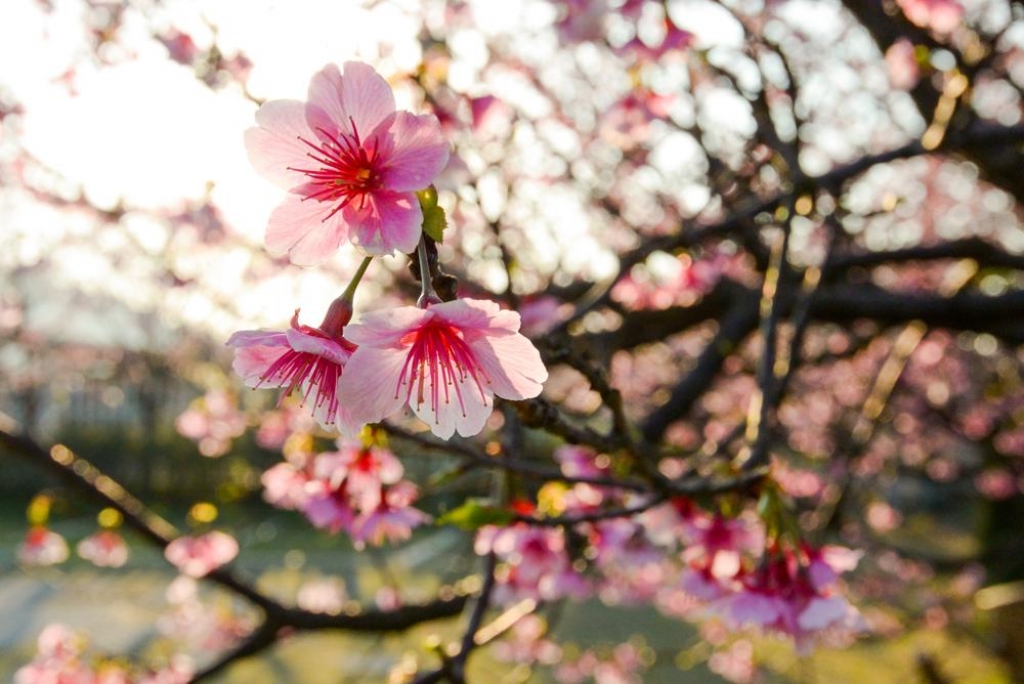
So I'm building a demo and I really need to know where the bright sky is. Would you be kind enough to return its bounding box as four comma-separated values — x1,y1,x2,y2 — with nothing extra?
4,0,1002,352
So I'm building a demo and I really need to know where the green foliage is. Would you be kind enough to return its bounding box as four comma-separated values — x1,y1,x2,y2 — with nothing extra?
416,186,447,243
435,498,515,530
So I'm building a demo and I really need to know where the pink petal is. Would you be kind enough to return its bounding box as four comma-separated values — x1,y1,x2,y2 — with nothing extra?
430,298,505,330
345,306,432,347
407,364,494,439
307,62,395,139
226,329,289,349
380,111,450,192
266,192,349,265
285,327,351,366
244,100,316,188
344,190,422,256
472,332,548,401
797,596,850,631
729,592,781,628
231,344,289,387
339,346,410,426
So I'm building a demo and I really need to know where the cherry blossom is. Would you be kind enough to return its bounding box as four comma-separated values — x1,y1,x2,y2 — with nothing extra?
340,298,547,439
17,526,70,566
895,0,963,34
164,531,239,577
351,480,431,548
268,438,429,546
174,389,246,458
722,545,864,652
77,529,129,568
244,61,449,262
476,521,589,603
227,309,358,433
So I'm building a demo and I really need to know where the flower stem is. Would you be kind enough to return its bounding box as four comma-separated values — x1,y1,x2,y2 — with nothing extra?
416,236,441,307
342,256,374,302
321,256,373,336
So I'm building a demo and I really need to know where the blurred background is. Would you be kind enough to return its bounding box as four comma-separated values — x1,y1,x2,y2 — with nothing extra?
3,0,1024,681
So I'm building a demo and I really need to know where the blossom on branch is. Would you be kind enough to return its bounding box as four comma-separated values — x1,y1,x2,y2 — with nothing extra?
164,531,239,578
227,310,359,434
17,526,69,567
245,61,449,262
340,298,548,439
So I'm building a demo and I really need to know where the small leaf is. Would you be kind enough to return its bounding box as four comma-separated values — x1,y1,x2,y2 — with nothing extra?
417,186,447,243
421,203,447,243
436,498,515,530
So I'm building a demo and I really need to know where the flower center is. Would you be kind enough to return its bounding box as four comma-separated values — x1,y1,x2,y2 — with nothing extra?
290,117,382,221
396,319,490,421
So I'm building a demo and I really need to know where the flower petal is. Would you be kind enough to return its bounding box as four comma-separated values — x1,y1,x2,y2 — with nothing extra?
472,332,548,401
344,190,422,256
380,111,450,191
345,306,431,347
407,365,494,439
307,62,395,138
231,344,289,387
266,192,349,265
339,346,410,427
245,100,316,188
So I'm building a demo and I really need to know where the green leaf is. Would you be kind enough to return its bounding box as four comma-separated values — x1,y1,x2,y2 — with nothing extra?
416,186,447,243
436,498,515,531
421,203,447,243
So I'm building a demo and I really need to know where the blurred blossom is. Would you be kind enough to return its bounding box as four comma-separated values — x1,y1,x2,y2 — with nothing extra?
721,545,864,654
707,639,756,684
555,642,648,684
77,529,129,568
174,389,246,458
600,89,675,148
476,518,589,603
885,39,920,91
164,531,239,577
492,614,562,666
551,0,609,43
296,576,347,614
16,624,193,684
866,501,902,533
271,438,429,547
18,526,70,566
974,469,1017,501
895,0,964,34
611,252,724,310
517,295,567,338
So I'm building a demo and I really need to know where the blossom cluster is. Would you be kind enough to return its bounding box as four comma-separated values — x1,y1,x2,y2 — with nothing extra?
261,436,429,548
478,446,864,659
14,624,191,684
229,61,547,441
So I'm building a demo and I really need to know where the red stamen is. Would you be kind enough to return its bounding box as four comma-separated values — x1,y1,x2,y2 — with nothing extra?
287,118,383,222
395,319,491,424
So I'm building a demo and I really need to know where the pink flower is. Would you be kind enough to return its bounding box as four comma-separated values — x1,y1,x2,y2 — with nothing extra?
296,576,347,614
476,522,589,603
245,61,449,262
174,389,246,458
722,546,863,652
886,39,920,91
351,481,431,548
313,440,404,511
77,529,129,568
164,531,239,577
227,310,359,433
17,526,69,566
340,298,548,439
896,0,963,34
